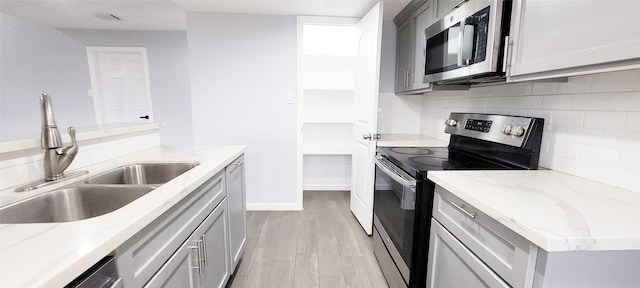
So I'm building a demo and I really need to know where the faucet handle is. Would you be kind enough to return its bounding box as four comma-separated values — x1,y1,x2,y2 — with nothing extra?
67,127,77,145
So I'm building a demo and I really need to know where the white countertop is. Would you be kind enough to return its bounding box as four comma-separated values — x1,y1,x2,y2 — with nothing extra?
428,170,640,252
0,145,245,287
376,133,449,147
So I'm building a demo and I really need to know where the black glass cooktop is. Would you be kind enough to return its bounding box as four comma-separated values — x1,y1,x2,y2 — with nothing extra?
378,146,511,177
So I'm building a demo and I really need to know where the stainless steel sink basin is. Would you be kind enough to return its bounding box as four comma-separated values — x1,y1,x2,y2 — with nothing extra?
84,162,199,185
0,186,155,224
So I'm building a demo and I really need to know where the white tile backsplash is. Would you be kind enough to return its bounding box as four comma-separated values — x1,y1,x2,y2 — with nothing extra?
0,130,160,190
624,112,640,132
420,69,640,193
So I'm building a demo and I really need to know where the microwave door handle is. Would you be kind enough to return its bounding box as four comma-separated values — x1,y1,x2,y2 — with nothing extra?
375,156,416,191
457,17,466,68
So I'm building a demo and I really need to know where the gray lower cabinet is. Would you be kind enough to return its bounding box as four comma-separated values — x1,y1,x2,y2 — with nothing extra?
117,171,226,288
195,198,230,288
143,237,195,288
145,199,230,288
427,219,509,288
226,156,246,270
116,155,247,288
429,185,640,288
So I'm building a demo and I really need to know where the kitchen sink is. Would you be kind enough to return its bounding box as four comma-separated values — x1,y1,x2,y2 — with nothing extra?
0,186,155,224
84,162,199,185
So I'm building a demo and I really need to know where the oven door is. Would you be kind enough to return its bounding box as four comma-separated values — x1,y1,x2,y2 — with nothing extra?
423,0,507,83
373,155,417,284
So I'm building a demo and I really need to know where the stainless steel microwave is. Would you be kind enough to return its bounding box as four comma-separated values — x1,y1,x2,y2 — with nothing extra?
423,0,511,84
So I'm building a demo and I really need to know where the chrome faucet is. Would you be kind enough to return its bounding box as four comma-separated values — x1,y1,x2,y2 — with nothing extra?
40,93,78,181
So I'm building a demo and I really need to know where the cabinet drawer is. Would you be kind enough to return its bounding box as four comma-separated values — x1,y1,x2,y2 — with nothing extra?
117,171,226,288
427,219,509,288
433,186,537,288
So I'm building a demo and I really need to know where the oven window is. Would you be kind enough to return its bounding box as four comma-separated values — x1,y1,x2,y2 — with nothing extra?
374,166,415,267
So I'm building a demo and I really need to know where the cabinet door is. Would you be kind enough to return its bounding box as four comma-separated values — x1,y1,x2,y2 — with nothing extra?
144,240,196,288
426,219,509,288
411,0,434,91
395,19,414,92
226,156,247,271
508,0,640,80
193,199,230,288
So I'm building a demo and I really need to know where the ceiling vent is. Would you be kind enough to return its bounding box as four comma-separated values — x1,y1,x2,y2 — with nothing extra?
94,13,122,21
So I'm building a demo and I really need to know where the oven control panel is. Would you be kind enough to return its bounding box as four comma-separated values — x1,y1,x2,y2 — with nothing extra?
464,119,493,133
445,113,539,147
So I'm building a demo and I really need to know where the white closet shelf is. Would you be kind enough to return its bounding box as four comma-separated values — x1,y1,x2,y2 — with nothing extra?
303,147,353,155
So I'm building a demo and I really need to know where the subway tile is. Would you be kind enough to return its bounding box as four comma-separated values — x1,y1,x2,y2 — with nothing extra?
519,96,543,109
619,151,640,173
505,109,528,117
558,74,593,94
570,93,610,110
624,112,640,132
608,91,640,112
578,145,620,166
565,126,602,146
591,70,638,93
532,82,560,95
551,110,584,127
593,166,640,193
509,82,533,96
548,140,580,159
486,97,519,109
538,153,562,170
526,109,552,122
472,84,510,97
559,158,597,180
544,123,567,140
542,95,572,110
583,111,626,129
601,130,640,152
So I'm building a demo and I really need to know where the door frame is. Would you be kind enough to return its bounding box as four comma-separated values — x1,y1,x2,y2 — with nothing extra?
86,46,154,124
296,16,360,211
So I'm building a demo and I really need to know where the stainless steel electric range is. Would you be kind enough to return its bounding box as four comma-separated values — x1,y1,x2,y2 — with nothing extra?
372,113,544,288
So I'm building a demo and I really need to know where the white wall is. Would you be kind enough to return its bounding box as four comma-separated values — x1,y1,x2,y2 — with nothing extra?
60,29,194,148
186,12,298,209
0,13,95,140
420,69,640,193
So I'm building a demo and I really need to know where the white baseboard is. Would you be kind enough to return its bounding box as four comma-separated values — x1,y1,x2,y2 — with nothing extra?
246,202,303,211
303,185,351,191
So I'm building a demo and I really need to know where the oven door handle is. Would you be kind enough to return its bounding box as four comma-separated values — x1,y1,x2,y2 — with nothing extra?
375,156,417,191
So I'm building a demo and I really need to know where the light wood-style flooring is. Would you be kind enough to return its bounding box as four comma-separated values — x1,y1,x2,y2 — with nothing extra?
229,191,389,288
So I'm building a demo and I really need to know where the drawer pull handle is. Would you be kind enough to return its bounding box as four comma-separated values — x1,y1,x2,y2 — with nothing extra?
451,202,477,219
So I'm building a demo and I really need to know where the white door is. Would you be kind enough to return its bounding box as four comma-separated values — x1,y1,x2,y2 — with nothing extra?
350,2,383,235
87,47,153,124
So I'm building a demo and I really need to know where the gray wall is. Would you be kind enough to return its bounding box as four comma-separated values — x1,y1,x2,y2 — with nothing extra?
187,12,297,207
1,13,94,140
59,29,194,148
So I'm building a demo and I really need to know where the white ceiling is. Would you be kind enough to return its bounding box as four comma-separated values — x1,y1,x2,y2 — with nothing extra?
0,0,410,31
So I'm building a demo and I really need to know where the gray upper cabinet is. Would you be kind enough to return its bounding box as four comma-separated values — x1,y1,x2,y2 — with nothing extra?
394,0,435,94
395,19,414,93
226,155,247,271
507,0,640,81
